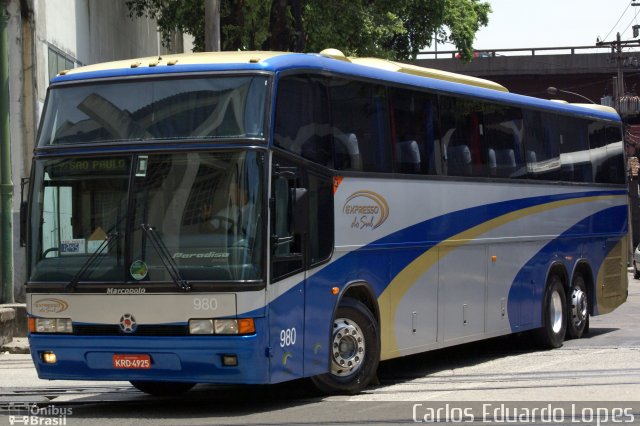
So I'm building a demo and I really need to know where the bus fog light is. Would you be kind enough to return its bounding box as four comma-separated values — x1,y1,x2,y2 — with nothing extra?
222,354,238,366
41,351,57,364
189,319,214,334
214,319,239,335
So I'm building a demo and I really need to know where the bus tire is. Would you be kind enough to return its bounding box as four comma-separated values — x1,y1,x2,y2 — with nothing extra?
535,275,567,349
311,298,380,395
566,273,589,339
130,380,196,396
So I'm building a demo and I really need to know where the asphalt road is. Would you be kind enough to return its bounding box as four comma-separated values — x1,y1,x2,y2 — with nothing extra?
1,272,640,425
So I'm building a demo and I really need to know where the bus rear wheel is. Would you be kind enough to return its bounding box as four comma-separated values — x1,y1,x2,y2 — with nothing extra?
566,274,589,339
130,380,196,396
311,298,380,395
535,275,567,349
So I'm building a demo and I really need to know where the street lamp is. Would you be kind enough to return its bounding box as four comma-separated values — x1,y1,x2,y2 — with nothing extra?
546,86,596,104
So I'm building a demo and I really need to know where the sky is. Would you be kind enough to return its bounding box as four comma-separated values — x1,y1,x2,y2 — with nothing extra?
424,0,640,53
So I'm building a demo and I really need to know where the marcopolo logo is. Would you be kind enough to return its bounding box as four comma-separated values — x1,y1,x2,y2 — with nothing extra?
33,298,69,314
106,288,146,295
343,191,389,230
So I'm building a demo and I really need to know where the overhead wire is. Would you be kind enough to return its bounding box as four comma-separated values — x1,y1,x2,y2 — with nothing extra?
621,4,640,39
603,1,632,42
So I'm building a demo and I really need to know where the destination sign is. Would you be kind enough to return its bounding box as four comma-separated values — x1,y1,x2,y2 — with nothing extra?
47,158,130,177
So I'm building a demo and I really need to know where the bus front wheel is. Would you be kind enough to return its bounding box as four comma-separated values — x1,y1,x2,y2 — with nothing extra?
311,298,380,394
130,380,196,396
536,275,567,349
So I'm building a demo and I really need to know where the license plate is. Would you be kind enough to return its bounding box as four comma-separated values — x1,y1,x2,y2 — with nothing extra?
112,354,151,369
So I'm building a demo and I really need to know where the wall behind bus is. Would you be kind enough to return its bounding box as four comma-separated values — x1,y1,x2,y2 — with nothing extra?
3,0,192,303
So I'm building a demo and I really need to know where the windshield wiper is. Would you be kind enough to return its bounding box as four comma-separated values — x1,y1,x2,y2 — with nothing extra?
140,223,191,292
66,232,121,292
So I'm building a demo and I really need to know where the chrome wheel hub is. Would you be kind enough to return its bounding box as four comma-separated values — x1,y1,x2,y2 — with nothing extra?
330,318,365,377
549,290,563,334
570,287,588,327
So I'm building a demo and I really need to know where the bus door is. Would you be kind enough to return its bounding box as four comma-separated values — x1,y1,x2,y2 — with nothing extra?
268,155,308,382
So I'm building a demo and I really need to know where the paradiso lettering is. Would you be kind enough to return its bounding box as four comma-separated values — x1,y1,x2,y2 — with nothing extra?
343,191,389,230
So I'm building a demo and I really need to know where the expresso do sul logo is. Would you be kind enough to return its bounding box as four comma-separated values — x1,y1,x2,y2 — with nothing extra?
33,298,69,314
343,191,389,230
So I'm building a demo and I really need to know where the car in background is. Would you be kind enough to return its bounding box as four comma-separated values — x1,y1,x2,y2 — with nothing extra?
634,243,640,279
455,51,493,59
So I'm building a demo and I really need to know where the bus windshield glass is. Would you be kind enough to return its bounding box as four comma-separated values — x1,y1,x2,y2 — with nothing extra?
29,151,264,284
37,76,269,146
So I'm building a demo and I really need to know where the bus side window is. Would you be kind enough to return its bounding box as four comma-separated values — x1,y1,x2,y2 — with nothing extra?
523,110,560,181
484,106,525,178
307,173,333,266
557,116,592,183
439,96,487,177
590,125,625,185
389,87,439,175
271,162,304,282
329,78,392,173
274,75,333,168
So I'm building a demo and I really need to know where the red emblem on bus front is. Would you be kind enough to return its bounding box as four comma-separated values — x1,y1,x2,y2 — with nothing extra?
119,313,137,333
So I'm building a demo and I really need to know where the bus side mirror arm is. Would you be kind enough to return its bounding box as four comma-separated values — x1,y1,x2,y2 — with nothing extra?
20,177,30,247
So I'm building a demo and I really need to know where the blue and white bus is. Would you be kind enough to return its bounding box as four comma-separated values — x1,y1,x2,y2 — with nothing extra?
26,49,629,395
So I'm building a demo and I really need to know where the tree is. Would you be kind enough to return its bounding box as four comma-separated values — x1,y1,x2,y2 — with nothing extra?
125,0,490,62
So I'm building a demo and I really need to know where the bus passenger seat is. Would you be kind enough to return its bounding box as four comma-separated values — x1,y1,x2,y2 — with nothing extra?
489,148,516,176
395,140,421,174
446,144,472,176
334,132,362,171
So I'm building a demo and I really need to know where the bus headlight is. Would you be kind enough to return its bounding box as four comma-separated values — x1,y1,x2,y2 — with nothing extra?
188,318,255,335
189,319,214,335
32,318,73,334
214,319,239,334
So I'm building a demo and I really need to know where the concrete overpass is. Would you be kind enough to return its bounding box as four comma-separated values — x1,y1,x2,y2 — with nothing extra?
415,46,640,104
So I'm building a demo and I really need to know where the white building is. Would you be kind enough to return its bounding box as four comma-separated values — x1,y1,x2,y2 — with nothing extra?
4,0,191,302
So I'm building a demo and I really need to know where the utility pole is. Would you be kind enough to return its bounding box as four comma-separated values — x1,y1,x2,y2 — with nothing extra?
596,32,640,110
204,0,221,52
0,2,13,304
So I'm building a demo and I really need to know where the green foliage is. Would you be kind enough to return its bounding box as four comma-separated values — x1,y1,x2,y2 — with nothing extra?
125,0,206,50
125,0,490,62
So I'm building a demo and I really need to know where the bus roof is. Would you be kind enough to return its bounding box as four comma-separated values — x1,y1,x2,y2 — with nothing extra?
52,50,621,123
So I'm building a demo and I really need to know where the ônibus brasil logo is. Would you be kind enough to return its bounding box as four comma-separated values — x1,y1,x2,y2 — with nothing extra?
342,191,389,230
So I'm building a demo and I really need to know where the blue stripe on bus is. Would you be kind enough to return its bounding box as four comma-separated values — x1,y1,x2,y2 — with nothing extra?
321,190,626,299
265,190,627,312
507,204,628,330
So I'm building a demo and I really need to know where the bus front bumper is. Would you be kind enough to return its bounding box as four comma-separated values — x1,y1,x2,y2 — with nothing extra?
28,333,269,384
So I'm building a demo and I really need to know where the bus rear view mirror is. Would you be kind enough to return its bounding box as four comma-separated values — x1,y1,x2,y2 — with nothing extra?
20,201,28,247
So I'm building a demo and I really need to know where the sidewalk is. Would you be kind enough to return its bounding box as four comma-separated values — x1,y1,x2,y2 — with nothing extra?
0,303,28,354
1,337,29,354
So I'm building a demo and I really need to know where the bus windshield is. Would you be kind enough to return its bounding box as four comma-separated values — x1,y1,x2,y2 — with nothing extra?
29,151,265,285
37,76,269,146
